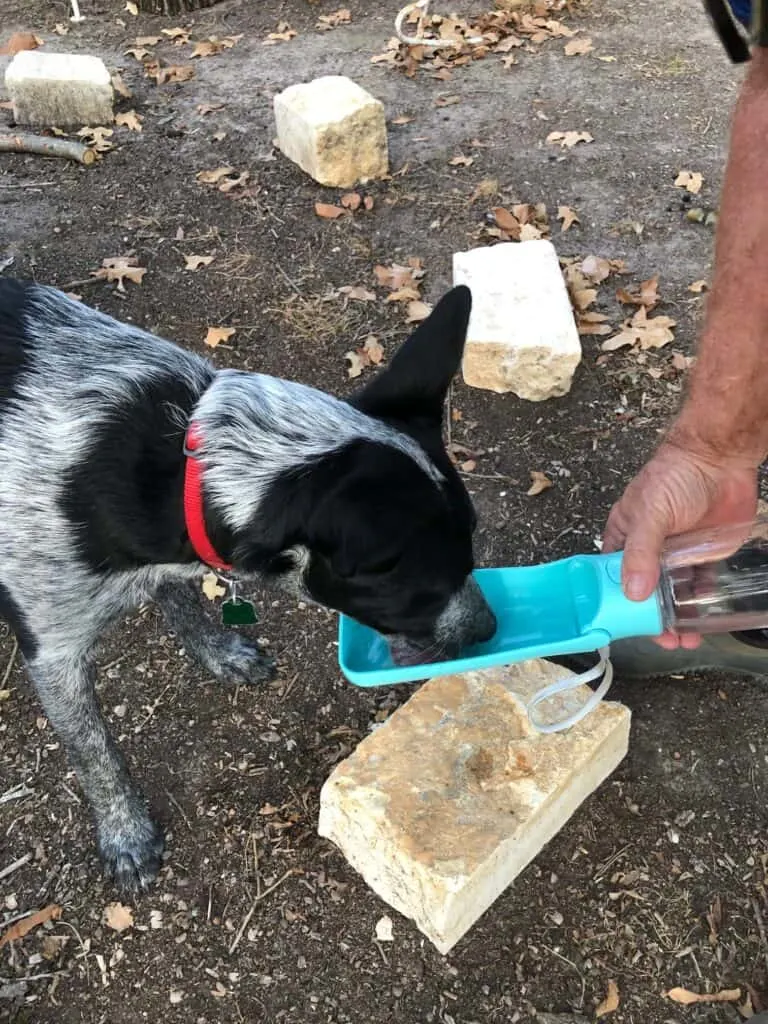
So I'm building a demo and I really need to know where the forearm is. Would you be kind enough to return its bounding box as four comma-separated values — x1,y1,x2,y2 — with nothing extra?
671,49,768,466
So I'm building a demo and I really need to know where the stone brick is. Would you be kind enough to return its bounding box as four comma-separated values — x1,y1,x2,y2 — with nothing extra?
5,51,113,128
453,240,582,400
274,75,388,188
319,660,630,954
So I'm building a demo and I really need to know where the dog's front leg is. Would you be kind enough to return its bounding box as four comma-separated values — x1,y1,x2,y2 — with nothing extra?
29,651,163,891
155,581,275,685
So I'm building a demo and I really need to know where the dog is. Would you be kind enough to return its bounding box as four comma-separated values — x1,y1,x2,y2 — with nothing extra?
0,278,496,891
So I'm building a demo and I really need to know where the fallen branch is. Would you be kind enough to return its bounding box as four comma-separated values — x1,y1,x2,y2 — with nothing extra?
228,870,294,954
0,133,95,166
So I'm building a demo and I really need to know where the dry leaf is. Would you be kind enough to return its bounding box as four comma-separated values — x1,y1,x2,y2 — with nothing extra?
374,260,425,293
577,311,612,336
564,36,593,55
688,278,708,293
104,902,134,933
492,206,521,237
616,275,659,309
197,165,234,184
363,195,375,211
218,171,249,194
449,154,474,167
557,205,579,232
338,285,377,302
125,0,139,14
546,130,594,149
315,202,347,220
527,470,552,497
197,102,224,115
146,63,195,85
345,350,366,378
0,905,61,948
135,35,161,46
363,335,384,364
53,23,69,36
601,307,676,351
78,126,115,153
672,351,695,371
111,73,132,99
202,572,226,601
162,27,191,43
183,254,214,271
666,987,741,1006
675,169,703,195
340,192,362,211
115,110,143,132
264,23,297,44
406,300,432,323
0,32,42,56
205,326,235,348
318,8,352,29
596,980,620,1017
434,94,460,107
375,916,394,942
124,46,152,62
92,256,146,291
520,223,542,241
391,114,415,125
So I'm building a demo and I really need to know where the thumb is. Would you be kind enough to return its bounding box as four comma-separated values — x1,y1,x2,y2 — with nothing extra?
621,521,668,602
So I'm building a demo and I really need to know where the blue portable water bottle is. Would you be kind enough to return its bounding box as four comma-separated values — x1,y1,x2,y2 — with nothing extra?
337,517,768,728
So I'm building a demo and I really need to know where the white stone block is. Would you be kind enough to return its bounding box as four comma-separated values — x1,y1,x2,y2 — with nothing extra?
5,51,113,127
274,75,388,189
453,240,582,401
319,660,630,955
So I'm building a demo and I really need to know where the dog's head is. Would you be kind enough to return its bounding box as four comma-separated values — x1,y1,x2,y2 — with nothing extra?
197,285,496,664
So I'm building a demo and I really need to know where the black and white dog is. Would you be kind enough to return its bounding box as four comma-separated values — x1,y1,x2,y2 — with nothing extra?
0,278,495,891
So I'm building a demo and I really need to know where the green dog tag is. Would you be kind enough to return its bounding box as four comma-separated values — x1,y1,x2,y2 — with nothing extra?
222,598,258,626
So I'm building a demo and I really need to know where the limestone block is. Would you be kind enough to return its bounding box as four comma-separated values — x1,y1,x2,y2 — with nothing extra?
6,51,113,127
319,660,630,955
453,241,582,400
274,75,388,188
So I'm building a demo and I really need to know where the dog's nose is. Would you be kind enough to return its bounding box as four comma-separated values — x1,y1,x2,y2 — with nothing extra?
460,576,497,645
473,600,497,644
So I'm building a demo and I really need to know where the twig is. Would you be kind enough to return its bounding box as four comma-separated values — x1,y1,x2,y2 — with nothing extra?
0,182,56,188
70,0,85,21
228,870,294,954
0,133,95,166
0,783,33,806
165,789,191,831
0,853,32,882
752,897,768,975
58,277,103,292
1,638,18,689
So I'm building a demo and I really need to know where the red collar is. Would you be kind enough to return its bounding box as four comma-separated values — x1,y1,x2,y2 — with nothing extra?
183,424,233,572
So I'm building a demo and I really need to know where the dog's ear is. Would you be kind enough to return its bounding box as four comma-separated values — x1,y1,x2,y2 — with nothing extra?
349,285,471,422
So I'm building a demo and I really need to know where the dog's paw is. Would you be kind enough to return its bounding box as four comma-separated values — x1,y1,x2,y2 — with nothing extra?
97,808,164,893
195,633,276,686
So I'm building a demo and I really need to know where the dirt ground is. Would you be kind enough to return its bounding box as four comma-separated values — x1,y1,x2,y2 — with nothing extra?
1,0,767,1021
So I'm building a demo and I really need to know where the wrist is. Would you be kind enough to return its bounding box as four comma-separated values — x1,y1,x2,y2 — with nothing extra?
666,413,766,470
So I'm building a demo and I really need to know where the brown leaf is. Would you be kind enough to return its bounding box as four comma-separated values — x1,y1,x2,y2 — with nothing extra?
596,980,620,1017
616,275,659,309
264,23,297,44
571,287,597,311
197,102,224,116
601,307,676,351
546,130,594,149
337,285,377,302
449,154,474,167
162,26,191,43
340,192,362,211
577,311,612,336
124,46,152,62
205,326,235,348
318,8,352,29
374,261,424,292
147,63,195,85
406,300,432,323
363,195,375,211
111,73,133,99
391,115,415,125
345,350,366,378
92,256,146,291
564,36,593,56
315,202,347,220
77,126,115,153
218,171,249,194
492,206,521,238
363,335,384,365
688,278,708,293
706,894,723,945
527,470,552,497
183,254,214,271
104,902,134,933
666,986,741,1006
434,94,460,107
386,285,421,303
0,905,61,948
675,169,703,195
519,223,542,241
470,178,499,203
197,165,234,184
0,32,42,56
557,205,579,232
115,110,143,132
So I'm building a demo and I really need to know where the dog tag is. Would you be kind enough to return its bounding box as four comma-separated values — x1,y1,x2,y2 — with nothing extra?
222,598,258,626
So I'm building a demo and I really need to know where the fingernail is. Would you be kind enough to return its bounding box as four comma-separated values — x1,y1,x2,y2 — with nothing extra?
625,573,648,601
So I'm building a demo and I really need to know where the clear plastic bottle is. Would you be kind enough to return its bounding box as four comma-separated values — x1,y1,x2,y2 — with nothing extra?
658,515,768,634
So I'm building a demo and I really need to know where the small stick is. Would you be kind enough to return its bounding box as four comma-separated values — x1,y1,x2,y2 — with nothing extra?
228,870,294,955
0,133,95,166
0,853,32,882
165,789,191,831
0,783,33,806
1,638,18,690
752,897,768,975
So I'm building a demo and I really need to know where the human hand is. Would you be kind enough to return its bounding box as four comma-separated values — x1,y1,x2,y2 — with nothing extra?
603,440,759,649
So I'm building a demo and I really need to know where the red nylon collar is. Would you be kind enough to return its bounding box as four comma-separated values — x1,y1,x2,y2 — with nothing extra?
183,424,233,572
